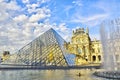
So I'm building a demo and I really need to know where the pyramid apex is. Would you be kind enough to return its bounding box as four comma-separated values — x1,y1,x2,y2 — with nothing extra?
48,28,55,32
49,28,54,30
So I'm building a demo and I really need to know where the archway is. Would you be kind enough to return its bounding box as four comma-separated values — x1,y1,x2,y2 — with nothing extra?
98,55,101,61
93,56,96,61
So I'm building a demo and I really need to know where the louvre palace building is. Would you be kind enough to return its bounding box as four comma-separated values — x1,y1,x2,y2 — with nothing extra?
64,28,102,65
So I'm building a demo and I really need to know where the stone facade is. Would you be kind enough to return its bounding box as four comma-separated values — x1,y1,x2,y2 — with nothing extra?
64,28,102,65
2,51,10,61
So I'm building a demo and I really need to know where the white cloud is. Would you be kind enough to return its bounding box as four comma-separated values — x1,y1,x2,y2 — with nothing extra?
93,1,120,14
29,13,48,22
22,0,29,4
54,23,71,41
85,14,108,22
26,3,39,13
39,0,51,4
0,0,3,3
59,23,68,31
0,1,51,53
90,34,100,41
2,1,20,10
0,0,71,54
0,1,20,24
72,0,83,7
13,14,28,22
71,13,109,27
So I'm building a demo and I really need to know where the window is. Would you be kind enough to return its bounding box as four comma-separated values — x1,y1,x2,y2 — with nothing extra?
98,55,101,61
93,56,96,61
78,48,82,54
92,48,95,53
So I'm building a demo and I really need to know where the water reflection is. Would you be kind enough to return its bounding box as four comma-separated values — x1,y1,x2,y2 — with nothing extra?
0,69,114,80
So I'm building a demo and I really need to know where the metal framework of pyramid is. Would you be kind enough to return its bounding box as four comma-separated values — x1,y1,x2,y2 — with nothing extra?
15,28,68,66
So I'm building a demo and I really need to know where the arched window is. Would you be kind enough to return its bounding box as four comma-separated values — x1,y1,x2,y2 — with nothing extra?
78,48,82,54
92,48,95,53
98,55,101,61
93,56,96,61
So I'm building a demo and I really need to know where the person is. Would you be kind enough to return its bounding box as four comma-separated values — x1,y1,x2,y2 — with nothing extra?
78,73,81,77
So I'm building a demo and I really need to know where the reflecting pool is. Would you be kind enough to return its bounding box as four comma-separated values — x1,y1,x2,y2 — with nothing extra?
0,69,111,80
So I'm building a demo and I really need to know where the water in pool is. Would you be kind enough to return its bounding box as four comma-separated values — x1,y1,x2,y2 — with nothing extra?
0,69,110,80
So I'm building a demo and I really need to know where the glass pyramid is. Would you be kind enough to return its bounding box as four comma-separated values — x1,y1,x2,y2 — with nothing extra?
15,28,68,67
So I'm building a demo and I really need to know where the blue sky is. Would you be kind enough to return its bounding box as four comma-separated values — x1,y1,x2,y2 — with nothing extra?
0,0,120,53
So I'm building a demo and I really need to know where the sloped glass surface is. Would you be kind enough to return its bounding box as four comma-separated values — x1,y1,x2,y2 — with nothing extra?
14,28,68,67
